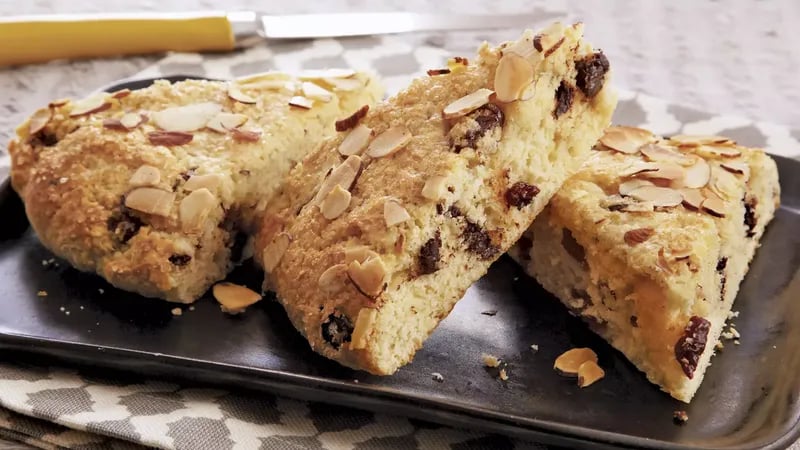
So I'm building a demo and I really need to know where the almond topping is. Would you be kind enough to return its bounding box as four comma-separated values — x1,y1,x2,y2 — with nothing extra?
636,162,684,181
312,155,362,205
323,77,364,91
262,232,291,273
384,200,411,227
679,188,704,210
627,186,683,208
320,184,352,220
493,53,534,103
619,162,660,178
720,161,750,177
111,88,131,99
442,88,495,119
366,126,412,158
231,128,262,142
235,71,290,85
350,307,378,350
147,131,193,146
69,94,111,117
124,187,175,216
554,348,598,377
421,175,448,201
297,68,357,80
301,82,334,102
344,246,380,265
28,107,53,134
227,84,257,104
701,191,726,217
288,96,314,109
599,126,655,154
48,98,70,108
120,112,145,129
206,112,248,133
624,228,654,246
678,158,711,188
179,188,217,232
318,264,348,294
335,105,369,132
577,360,605,388
338,124,373,156
697,144,742,158
669,134,734,147
347,256,387,298
129,165,161,187
618,179,654,196
152,102,222,132
184,173,222,192
640,144,694,165
212,282,261,315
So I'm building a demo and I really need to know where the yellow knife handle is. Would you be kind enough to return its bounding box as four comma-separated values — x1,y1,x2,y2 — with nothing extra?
0,13,235,66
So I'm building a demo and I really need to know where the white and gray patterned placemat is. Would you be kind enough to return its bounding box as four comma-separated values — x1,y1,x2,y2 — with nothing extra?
0,34,799,450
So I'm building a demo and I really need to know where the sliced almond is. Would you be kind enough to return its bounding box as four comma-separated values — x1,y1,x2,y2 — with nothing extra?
627,186,683,208
619,179,654,196
231,128,262,142
152,102,222,132
179,188,217,232
206,112,248,133
384,200,411,227
636,162,684,181
366,126,412,158
69,94,111,117
28,107,53,134
120,112,145,129
670,134,734,147
421,175,448,201
554,348,598,377
482,353,501,368
619,162,660,178
320,184,352,220
240,79,296,92
184,173,222,192
701,192,726,217
442,88,495,119
318,263,348,294
577,360,605,388
533,22,566,56
288,96,314,109
501,31,540,60
235,71,290,85
338,124,373,156
624,227,654,246
347,256,387,298
335,105,369,132
227,84,257,104
640,144,694,165
312,155,362,205
124,187,175,216
679,188,705,210
212,282,261,315
350,307,378,350
302,82,334,102
262,232,291,273
111,88,131,99
344,246,380,265
677,158,711,188
697,144,742,158
324,77,363,91
148,131,193,146
48,98,70,108
720,161,750,177
129,165,161,187
297,68,357,80
493,53,534,103
599,126,655,154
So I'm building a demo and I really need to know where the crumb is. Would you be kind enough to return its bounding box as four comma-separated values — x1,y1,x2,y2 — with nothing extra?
353,379,359,384
481,310,497,316
189,306,195,311
530,344,539,352
482,353,501,368
431,372,444,382
498,368,509,381
513,276,519,281
59,306,65,312
98,288,104,294
673,410,689,425
715,341,724,351
65,311,70,316
58,177,69,184
171,308,182,316
721,329,736,340
730,327,740,339
734,339,741,345
79,306,84,310
727,310,740,319
36,290,47,297
773,345,777,349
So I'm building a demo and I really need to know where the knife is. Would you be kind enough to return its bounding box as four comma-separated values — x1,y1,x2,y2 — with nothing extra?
0,11,539,66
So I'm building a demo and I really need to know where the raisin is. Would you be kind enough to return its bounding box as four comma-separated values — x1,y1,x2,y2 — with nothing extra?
321,313,354,350
435,204,444,215
674,316,711,379
744,199,757,237
463,221,499,259
630,316,639,328
554,80,574,118
107,210,143,245
452,103,505,152
419,232,442,274
575,52,610,98
505,181,540,208
561,228,586,264
168,254,192,266
716,257,728,272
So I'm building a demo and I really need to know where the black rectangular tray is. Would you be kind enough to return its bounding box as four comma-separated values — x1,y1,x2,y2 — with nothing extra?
0,78,798,449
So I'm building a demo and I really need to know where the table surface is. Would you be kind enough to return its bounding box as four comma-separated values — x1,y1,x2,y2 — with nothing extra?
1,1,798,449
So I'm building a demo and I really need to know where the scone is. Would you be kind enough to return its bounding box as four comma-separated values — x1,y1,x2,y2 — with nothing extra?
509,126,780,402
8,72,383,303
254,23,618,374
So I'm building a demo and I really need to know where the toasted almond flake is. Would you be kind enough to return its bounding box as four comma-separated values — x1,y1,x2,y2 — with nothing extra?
312,155,362,205
627,186,683,207
320,184,352,220
502,31,540,60
679,188,704,210
120,112,145,129
427,68,451,76
147,131,193,146
619,162,660,178
710,166,739,200
344,246,380,265
206,112,248,133
318,264,348,294
640,144,695,165
721,161,750,177
227,84,257,104
636,162,684,181
624,228,654,246
241,79,296,91
335,105,369,132
69,94,111,117
533,22,566,56
347,256,387,298
338,124,373,156
262,232,291,273
366,126,412,158
619,179,654,196
599,126,655,154
152,102,222,132
554,348,598,377
668,243,693,260
698,144,742,158
494,53,534,103
124,187,175,216
111,88,131,99
179,188,217,232
102,118,126,130
323,76,364,91
231,128,262,142
482,353,501,368
670,134,734,146
184,173,222,192
213,282,261,314
657,247,674,274
28,107,53,134
701,192,726,217
442,88,495,119
48,98,70,108
235,71,290,84
129,165,161,187
678,158,711,188
577,360,605,387
384,200,411,227
350,307,378,350
288,96,313,109
297,68,356,79
302,82,334,102
421,175,448,201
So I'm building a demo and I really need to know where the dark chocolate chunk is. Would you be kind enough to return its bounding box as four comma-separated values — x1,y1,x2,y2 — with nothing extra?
168,254,192,266
446,205,463,218
744,199,757,238
674,316,711,379
561,228,586,263
435,204,444,215
321,313,354,350
505,181,540,208
107,209,143,245
419,232,442,275
716,257,728,272
717,256,728,298
575,52,610,98
452,103,505,152
554,80,574,117
463,221,499,259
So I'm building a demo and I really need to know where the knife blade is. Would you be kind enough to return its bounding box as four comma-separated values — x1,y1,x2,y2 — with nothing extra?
0,11,539,67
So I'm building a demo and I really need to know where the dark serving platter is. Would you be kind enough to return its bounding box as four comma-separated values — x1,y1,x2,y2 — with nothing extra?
0,77,798,449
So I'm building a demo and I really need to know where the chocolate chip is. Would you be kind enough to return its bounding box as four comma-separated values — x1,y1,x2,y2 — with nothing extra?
575,52,610,98
107,209,143,245
168,254,191,266
180,168,197,181
674,316,711,379
321,313,354,350
533,35,544,52
554,80,574,117
561,229,586,264
717,257,728,298
451,103,504,152
446,205,463,218
419,232,442,275
463,221,499,260
716,257,728,272
744,198,757,238
505,181,540,208
630,315,639,327
435,204,444,215
335,104,369,132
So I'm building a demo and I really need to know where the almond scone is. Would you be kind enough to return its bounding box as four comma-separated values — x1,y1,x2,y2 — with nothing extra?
8,72,383,303
509,126,780,402
255,23,617,374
